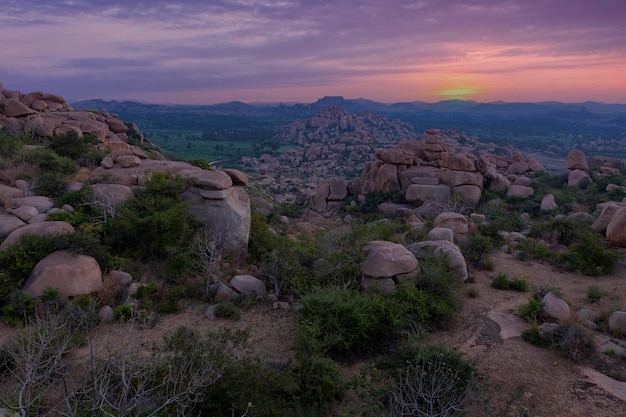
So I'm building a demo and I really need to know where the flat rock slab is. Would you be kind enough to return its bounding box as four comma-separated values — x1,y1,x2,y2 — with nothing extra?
488,311,531,339
581,367,626,402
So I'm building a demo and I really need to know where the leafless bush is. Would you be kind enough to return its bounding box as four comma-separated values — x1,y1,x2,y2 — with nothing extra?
192,220,232,295
388,353,474,417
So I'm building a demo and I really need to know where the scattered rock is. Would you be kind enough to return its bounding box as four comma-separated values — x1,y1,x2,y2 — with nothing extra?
360,240,419,278
542,292,570,322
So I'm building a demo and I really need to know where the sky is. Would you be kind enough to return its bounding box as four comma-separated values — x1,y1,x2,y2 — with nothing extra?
1,0,625,104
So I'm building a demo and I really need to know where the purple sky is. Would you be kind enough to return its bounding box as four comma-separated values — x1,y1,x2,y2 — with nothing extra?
1,0,625,104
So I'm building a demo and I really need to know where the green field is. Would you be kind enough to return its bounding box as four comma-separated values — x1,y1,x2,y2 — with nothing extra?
143,129,293,168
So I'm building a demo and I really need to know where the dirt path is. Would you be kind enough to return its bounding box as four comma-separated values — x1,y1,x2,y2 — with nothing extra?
428,251,626,417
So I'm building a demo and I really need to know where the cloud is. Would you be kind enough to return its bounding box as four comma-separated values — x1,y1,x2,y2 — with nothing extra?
1,0,625,102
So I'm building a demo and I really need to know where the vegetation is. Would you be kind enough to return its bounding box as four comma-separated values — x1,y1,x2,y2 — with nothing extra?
491,273,529,292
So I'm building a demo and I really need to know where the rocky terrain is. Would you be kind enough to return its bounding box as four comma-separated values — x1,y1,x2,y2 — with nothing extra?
1,81,626,417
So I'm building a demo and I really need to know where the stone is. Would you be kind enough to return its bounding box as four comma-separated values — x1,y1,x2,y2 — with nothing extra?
592,203,621,234
90,183,134,206
3,98,36,117
8,206,39,222
229,275,266,298
488,174,511,192
566,149,588,170
440,154,476,172
361,240,419,278
222,168,249,186
115,154,142,168
373,163,400,193
105,117,129,133
608,311,626,336
568,169,592,187
507,161,530,175
542,292,570,322
24,250,102,300
181,186,251,251
378,149,414,165
272,301,291,310
98,306,116,323
204,304,219,319
0,183,25,204
439,170,483,188
433,212,468,243
606,207,626,247
309,181,330,212
108,270,133,288
0,214,26,238
575,309,597,323
405,184,451,205
540,194,558,211
212,283,237,302
1,221,74,251
179,169,233,190
328,177,348,201
11,196,55,213
506,184,533,198
407,240,468,282
428,227,454,242
452,185,481,207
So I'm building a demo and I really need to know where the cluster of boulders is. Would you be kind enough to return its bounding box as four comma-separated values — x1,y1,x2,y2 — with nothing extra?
0,83,253,308
307,129,544,214
0,81,141,152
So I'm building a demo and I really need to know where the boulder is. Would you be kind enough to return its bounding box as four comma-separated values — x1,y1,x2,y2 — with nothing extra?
452,185,481,206
608,311,626,336
488,174,511,192
405,184,451,205
575,309,597,323
115,154,142,168
360,241,419,278
568,169,592,187
542,292,570,322
506,184,533,198
361,276,396,293
3,98,36,117
439,170,483,189
373,163,400,193
309,181,330,212
378,149,414,165
540,194,558,211
222,169,249,186
591,203,621,234
11,196,55,213
407,240,468,282
440,154,476,172
179,169,233,190
0,214,26,238
90,183,134,206
433,212,468,243
428,227,454,242
328,177,348,201
229,275,266,298
24,250,102,299
98,306,116,323
566,149,588,171
8,206,39,222
606,207,626,247
181,186,251,251
1,221,74,250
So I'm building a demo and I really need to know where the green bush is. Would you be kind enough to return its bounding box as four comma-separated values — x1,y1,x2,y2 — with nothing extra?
48,132,100,160
1,291,36,326
523,324,594,362
215,302,240,321
462,234,496,269
586,285,607,303
564,231,622,276
491,273,528,291
113,305,133,321
518,299,542,324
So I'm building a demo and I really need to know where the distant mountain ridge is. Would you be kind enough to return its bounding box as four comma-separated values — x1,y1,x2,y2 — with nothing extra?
72,96,626,118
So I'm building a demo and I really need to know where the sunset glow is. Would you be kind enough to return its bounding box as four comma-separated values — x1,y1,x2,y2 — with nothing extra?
0,0,624,104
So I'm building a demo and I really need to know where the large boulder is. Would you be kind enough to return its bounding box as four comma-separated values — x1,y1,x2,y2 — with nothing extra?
606,207,626,247
10,196,55,213
360,241,419,278
24,250,102,299
3,98,36,117
566,149,588,171
0,214,26,238
373,163,400,193
568,169,592,187
407,240,468,282
452,185,481,207
229,275,266,298
506,184,533,198
328,177,348,201
0,221,74,250
608,311,626,336
542,292,570,322
405,184,451,205
433,212,468,243
591,203,621,234
540,194,558,211
181,186,251,252
90,183,134,206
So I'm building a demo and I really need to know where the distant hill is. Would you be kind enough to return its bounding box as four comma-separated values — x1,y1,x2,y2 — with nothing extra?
72,97,626,159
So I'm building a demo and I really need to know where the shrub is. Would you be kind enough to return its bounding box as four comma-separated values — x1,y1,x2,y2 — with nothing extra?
462,234,496,269
586,285,607,303
491,273,528,291
1,291,36,326
113,305,133,321
518,299,542,324
215,302,240,321
564,231,622,276
380,345,476,417
523,324,594,362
